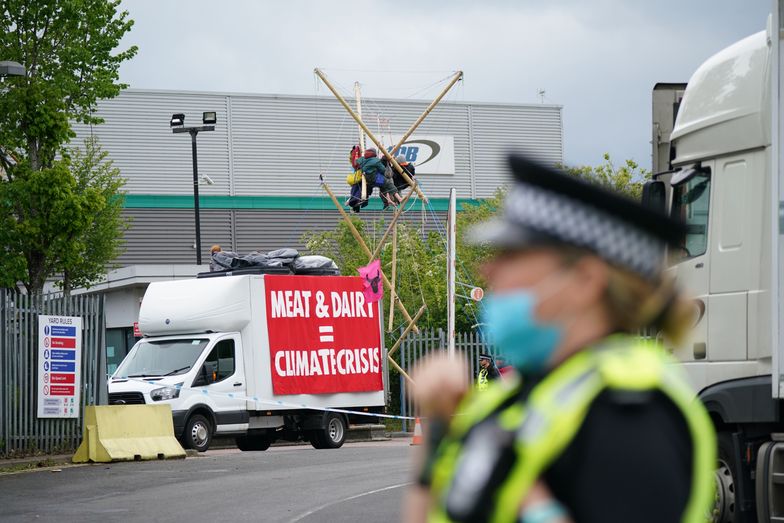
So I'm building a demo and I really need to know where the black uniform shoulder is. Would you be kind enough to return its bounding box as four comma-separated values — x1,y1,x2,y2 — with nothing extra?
544,389,693,523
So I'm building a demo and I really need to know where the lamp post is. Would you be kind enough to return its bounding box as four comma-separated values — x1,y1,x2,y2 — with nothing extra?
171,111,216,265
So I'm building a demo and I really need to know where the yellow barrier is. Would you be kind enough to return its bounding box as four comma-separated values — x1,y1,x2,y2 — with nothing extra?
73,404,186,463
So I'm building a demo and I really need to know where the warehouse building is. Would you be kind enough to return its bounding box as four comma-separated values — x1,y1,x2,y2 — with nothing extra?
72,89,562,369
72,88,563,266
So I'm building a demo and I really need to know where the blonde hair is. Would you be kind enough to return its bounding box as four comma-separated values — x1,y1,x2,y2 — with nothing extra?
603,267,692,345
557,246,692,344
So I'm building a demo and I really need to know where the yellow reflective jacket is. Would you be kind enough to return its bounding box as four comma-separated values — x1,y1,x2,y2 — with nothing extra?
429,337,716,523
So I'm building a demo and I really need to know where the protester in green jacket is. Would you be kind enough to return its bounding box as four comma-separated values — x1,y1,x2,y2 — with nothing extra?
355,148,402,207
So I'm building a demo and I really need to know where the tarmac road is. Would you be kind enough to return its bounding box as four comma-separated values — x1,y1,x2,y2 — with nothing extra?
0,440,412,523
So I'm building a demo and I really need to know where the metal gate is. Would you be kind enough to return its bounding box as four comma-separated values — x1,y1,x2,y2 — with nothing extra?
397,328,494,432
0,289,106,456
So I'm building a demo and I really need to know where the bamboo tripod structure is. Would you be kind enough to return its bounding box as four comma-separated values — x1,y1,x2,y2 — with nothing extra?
315,69,464,385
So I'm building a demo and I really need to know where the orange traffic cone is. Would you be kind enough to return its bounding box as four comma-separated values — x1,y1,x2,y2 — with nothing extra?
411,417,424,446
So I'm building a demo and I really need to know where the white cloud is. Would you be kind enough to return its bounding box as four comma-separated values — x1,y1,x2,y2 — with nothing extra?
117,0,770,168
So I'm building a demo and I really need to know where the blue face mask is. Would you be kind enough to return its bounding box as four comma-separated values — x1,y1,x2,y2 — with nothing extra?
480,290,563,373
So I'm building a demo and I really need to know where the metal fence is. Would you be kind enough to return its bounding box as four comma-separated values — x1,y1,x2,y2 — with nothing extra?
0,289,106,456
397,328,495,432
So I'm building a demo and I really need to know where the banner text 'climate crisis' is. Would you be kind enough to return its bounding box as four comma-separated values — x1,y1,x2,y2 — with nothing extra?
275,347,381,377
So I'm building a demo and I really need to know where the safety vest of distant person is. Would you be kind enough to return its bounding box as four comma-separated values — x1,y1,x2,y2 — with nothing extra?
476,368,490,391
428,337,716,523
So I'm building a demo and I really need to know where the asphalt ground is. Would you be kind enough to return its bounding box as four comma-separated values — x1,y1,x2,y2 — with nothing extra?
0,440,412,523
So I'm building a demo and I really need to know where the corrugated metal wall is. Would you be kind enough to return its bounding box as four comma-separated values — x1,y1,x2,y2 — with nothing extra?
72,89,562,200
117,208,445,266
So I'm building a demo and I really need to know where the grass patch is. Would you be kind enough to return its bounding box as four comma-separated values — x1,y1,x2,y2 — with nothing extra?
0,458,63,474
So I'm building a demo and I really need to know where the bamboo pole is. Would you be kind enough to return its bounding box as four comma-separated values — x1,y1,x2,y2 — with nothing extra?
314,68,427,202
388,71,463,157
321,177,419,332
369,185,416,262
387,224,398,333
354,81,368,201
388,356,415,386
387,304,427,358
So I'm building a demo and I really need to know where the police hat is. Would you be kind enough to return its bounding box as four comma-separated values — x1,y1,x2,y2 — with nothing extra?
468,155,685,280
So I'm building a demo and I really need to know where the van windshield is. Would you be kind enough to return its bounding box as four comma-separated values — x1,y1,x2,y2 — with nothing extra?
114,338,209,378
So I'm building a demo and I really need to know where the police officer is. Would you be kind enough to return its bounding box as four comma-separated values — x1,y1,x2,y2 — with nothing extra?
477,354,500,391
403,156,715,523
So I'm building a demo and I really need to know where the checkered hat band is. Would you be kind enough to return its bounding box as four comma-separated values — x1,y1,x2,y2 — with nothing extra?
505,184,664,279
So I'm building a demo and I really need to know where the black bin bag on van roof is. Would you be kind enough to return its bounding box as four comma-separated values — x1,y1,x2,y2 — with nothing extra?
266,248,300,265
291,255,340,276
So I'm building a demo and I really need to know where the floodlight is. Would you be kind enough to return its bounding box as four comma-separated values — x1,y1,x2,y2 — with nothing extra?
170,113,185,127
202,111,217,125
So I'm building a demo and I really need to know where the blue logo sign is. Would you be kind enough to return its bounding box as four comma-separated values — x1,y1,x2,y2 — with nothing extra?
387,139,442,168
44,325,50,336
44,361,49,371
44,349,49,359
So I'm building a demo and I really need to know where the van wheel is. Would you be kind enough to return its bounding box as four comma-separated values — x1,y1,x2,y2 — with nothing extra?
236,434,270,451
183,414,212,452
308,431,326,449
713,432,738,523
317,413,347,449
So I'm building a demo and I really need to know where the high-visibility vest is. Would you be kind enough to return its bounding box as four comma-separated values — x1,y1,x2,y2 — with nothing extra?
429,337,716,523
477,368,489,391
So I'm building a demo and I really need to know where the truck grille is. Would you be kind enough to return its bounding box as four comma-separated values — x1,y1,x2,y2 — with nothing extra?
108,392,145,405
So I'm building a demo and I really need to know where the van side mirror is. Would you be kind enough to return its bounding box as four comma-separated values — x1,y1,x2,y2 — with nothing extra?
192,366,211,387
641,180,666,214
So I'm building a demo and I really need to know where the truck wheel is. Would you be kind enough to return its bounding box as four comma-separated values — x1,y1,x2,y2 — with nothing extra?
236,434,270,451
318,413,347,449
713,432,738,523
183,414,212,452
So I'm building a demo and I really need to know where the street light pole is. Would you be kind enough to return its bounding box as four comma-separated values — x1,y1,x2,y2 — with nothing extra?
190,129,202,265
171,112,216,266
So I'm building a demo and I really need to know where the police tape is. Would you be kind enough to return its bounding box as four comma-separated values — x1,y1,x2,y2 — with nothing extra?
115,376,417,421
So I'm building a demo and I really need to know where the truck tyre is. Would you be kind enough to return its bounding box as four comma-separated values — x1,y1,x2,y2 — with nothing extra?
316,413,347,449
236,434,270,451
183,414,212,452
713,432,739,523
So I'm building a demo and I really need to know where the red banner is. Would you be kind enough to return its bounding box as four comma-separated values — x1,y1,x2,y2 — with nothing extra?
265,275,383,395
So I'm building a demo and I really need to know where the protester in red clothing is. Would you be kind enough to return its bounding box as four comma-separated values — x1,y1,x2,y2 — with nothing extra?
495,355,514,377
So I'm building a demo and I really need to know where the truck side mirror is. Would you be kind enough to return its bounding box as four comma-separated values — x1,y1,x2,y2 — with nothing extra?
641,180,666,214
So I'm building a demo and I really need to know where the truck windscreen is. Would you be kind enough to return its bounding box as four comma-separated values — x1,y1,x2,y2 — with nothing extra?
114,338,209,378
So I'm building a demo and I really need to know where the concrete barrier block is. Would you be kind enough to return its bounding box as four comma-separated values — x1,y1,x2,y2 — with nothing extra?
72,405,186,463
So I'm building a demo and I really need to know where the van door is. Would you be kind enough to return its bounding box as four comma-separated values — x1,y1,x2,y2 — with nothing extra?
194,336,248,433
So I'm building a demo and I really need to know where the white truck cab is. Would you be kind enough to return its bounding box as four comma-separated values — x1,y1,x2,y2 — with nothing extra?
108,273,387,452
646,12,784,521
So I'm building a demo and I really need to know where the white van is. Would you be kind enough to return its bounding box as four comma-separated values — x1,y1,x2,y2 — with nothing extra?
108,273,386,452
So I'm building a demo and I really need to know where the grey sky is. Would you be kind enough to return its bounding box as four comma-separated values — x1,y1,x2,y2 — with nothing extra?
118,0,770,170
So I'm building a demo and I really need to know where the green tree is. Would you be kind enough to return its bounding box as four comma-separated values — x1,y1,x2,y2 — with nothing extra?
302,196,504,335
558,153,651,200
60,137,128,294
0,0,136,292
